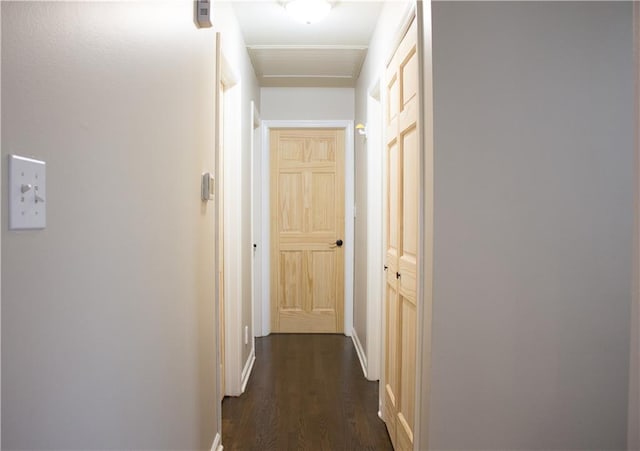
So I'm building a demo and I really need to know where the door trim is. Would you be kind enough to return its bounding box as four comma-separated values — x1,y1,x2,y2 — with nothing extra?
259,120,355,337
250,100,261,346
219,48,244,397
415,2,434,450
213,31,222,442
365,77,383,383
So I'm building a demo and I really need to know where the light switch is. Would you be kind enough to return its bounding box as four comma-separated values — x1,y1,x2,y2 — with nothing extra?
202,172,215,201
9,155,46,230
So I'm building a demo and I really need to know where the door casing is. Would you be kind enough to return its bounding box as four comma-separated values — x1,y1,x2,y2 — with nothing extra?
218,45,245,398
257,120,355,337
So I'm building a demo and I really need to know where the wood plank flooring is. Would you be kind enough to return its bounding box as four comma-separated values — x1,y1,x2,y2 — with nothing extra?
222,334,393,451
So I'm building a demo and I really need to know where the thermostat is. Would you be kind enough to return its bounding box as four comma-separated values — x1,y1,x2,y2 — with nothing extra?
195,0,212,28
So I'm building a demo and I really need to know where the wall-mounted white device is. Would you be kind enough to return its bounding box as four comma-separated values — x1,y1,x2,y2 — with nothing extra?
202,172,215,201
9,155,46,230
194,0,212,28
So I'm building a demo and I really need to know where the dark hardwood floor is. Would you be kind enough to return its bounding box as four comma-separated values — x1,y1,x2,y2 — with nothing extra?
222,334,393,451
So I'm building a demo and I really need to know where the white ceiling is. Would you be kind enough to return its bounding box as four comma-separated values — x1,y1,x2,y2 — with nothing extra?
230,1,383,87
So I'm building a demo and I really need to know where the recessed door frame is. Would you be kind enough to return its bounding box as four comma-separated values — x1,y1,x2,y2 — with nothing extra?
258,120,355,337
365,77,383,383
250,101,262,345
218,45,245,398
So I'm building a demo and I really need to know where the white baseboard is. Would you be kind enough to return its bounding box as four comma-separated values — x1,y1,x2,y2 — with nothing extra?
211,432,223,451
351,328,368,379
241,346,256,393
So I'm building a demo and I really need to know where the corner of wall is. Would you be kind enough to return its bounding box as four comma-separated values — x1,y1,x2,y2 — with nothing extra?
351,328,368,379
631,4,640,449
0,2,3,447
240,345,256,393
211,432,223,451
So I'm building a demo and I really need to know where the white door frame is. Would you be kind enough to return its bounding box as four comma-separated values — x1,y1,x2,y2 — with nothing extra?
213,32,223,448
415,2,434,450
250,101,262,344
365,78,383,383
219,48,245,397
258,120,355,337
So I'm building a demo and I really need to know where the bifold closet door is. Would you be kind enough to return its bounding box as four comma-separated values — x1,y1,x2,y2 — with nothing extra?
383,17,419,451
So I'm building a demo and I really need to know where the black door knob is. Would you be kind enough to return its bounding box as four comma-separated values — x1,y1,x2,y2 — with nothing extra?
336,239,343,247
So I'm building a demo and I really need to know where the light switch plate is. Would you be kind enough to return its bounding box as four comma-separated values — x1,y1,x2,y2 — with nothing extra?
9,155,46,230
202,172,215,201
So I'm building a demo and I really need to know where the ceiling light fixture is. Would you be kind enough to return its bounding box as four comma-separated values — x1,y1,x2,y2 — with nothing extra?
285,0,332,25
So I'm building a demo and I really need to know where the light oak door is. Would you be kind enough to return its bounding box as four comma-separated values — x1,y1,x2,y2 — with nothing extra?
383,18,419,451
270,128,345,333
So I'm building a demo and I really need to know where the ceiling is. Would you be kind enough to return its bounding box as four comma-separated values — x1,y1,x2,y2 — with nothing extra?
230,1,383,87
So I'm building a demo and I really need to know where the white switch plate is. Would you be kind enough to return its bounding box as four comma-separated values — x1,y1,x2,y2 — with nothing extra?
202,172,215,201
9,155,46,230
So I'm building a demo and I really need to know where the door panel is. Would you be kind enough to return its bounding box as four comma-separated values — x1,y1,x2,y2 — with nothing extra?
279,251,304,310
271,128,345,333
311,173,336,232
387,140,400,260
310,251,337,310
279,173,304,232
383,17,419,450
399,125,419,302
398,298,417,442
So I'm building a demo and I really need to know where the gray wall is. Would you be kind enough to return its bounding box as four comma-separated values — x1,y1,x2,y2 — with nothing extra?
429,2,634,449
630,7,640,449
260,88,355,120
2,2,218,448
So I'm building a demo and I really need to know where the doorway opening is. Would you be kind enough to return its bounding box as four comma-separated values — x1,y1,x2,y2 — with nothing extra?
255,120,355,337
218,48,245,399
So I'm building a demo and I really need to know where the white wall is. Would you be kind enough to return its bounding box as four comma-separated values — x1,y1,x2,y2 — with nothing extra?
428,2,634,449
1,2,218,448
353,0,411,380
261,87,354,120
212,1,261,394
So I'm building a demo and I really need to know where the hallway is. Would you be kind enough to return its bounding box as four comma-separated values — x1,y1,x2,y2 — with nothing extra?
1,2,637,449
222,335,392,450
